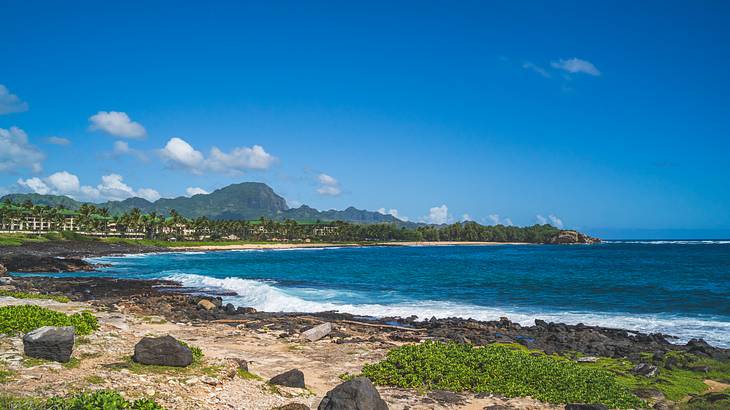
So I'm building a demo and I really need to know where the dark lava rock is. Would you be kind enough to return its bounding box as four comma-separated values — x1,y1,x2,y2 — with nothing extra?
427,390,465,405
565,405,608,410
0,255,96,273
318,377,388,410
632,363,660,377
23,326,75,363
132,335,192,367
633,388,665,401
269,369,305,388
225,303,236,314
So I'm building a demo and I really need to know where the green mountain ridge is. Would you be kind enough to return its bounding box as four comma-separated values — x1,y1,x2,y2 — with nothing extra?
1,182,404,224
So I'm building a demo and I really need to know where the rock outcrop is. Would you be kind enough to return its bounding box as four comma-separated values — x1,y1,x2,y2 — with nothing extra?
23,326,75,363
0,255,96,273
549,230,600,244
132,335,193,367
269,369,306,388
318,377,388,410
0,263,7,276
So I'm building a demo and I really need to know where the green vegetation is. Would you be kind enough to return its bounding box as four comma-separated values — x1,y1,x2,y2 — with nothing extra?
2,192,569,244
0,305,98,335
581,351,730,402
0,290,70,303
177,341,203,363
681,392,730,409
237,368,263,380
0,390,164,410
361,342,644,409
84,375,106,385
0,367,13,383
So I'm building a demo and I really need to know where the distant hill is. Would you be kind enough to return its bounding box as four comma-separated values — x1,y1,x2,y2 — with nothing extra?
1,182,405,224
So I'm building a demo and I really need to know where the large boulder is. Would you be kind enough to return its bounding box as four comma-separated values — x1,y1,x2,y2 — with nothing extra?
23,326,75,363
132,335,193,367
302,322,332,342
269,369,306,388
318,377,388,410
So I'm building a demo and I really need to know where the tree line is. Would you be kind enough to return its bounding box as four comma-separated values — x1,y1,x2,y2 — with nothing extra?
0,199,564,243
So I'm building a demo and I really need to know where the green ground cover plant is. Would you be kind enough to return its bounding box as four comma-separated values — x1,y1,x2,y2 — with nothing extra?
361,341,645,409
0,290,70,303
0,305,98,335
0,390,163,409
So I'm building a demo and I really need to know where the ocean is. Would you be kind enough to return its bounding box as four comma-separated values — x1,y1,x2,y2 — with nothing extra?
81,241,730,347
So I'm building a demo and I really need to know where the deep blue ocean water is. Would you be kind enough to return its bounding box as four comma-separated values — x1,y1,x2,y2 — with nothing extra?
81,241,730,346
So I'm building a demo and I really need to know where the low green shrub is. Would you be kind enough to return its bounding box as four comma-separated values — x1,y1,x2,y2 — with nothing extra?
0,305,98,335
0,290,70,303
178,341,203,363
0,391,163,409
361,341,644,409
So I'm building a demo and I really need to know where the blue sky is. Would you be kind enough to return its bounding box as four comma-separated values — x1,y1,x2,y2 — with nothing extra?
1,1,729,238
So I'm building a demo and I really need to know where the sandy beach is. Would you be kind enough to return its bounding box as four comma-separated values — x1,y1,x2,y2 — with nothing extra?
175,241,529,251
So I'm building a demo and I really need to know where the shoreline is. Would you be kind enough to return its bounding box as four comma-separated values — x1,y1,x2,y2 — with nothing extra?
173,240,530,251
2,275,730,409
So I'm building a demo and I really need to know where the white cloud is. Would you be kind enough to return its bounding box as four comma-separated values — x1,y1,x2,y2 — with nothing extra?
111,140,147,161
186,187,209,196
0,85,29,115
158,137,275,175
159,137,205,172
461,213,472,222
207,145,275,172
549,214,564,229
377,207,408,221
316,173,341,196
550,58,601,76
17,171,159,202
427,205,449,224
89,111,146,139
488,214,513,226
17,177,50,194
0,127,44,173
522,62,551,78
536,214,564,228
46,136,71,146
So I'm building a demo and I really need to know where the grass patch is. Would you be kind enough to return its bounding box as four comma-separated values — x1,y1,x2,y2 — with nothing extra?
0,390,164,409
0,290,70,303
0,305,98,335
84,375,105,385
178,341,203,363
0,367,13,383
237,368,263,380
582,351,730,402
361,341,645,409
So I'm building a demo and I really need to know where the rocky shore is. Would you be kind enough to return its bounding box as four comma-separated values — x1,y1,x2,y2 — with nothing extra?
6,275,729,364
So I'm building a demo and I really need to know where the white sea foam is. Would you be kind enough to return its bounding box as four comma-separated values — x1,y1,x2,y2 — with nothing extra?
166,273,730,347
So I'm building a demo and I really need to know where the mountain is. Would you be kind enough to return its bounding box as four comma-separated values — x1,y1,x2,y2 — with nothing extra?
1,182,402,224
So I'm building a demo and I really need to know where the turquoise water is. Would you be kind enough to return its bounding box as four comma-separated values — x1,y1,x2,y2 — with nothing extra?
84,241,730,346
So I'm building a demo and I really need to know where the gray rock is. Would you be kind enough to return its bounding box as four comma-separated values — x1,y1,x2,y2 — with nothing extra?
0,263,7,276
132,335,193,367
23,326,75,363
318,377,388,410
269,369,305,388
576,356,599,363
632,363,660,377
301,322,332,342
